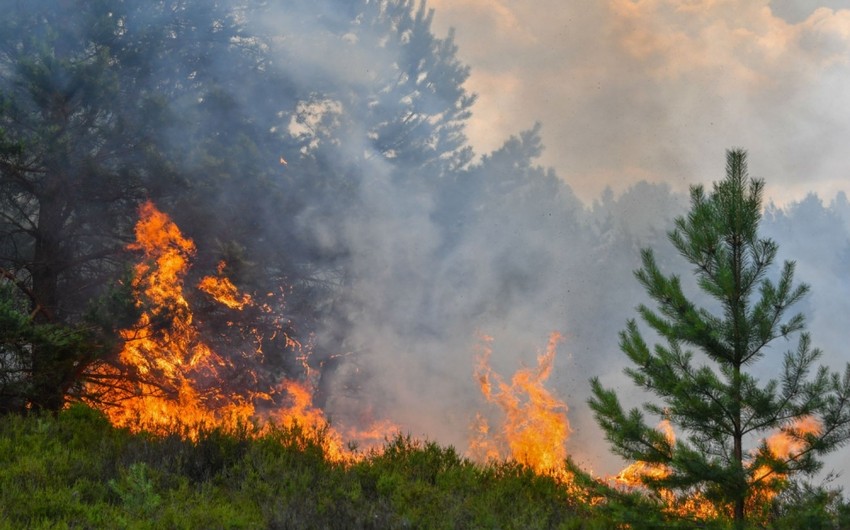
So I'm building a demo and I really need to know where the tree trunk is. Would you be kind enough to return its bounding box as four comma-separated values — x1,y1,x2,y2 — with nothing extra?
732,391,745,524
731,230,746,524
733,490,745,524
28,195,67,412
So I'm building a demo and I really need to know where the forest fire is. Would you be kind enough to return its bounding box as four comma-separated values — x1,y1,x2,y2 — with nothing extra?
77,200,828,518
754,416,822,486
611,420,719,520
469,332,571,478
612,416,823,520
83,201,378,462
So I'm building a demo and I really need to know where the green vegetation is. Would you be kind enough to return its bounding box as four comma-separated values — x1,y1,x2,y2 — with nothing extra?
2,1,850,527
0,405,846,529
589,149,850,525
0,405,584,529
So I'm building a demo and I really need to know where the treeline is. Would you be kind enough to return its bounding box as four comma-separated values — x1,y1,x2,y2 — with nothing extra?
3,1,850,526
0,0,686,422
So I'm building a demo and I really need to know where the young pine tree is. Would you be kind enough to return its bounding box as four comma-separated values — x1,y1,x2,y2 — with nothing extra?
589,149,850,524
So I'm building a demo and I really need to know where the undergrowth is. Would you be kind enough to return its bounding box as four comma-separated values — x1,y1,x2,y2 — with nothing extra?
0,405,846,529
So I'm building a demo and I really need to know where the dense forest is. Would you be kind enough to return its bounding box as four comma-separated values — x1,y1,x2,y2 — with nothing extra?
2,1,850,527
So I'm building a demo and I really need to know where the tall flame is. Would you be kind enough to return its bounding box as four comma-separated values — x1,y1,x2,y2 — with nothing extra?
470,332,570,475
88,201,255,433
83,201,387,462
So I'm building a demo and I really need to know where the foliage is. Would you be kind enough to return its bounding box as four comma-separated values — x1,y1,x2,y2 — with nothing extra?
0,405,588,529
0,286,100,414
768,480,850,530
589,149,850,524
1,404,842,529
0,0,482,413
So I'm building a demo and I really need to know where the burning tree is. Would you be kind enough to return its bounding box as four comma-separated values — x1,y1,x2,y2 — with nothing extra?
589,149,850,524
81,201,382,462
0,0,261,412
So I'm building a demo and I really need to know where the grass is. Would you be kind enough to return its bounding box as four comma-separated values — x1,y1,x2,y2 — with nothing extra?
0,405,846,529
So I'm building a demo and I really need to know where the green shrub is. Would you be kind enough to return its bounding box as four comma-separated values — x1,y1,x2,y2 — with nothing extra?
0,405,844,529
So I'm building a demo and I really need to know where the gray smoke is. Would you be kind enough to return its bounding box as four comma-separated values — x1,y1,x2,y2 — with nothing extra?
15,0,839,491
233,2,850,490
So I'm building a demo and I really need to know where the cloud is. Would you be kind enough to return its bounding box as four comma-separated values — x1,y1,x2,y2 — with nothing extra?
427,0,536,51
771,0,850,24
428,0,850,204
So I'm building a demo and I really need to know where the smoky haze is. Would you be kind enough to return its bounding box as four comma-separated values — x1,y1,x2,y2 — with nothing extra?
427,1,850,205
3,0,848,495
246,1,850,489
241,0,850,488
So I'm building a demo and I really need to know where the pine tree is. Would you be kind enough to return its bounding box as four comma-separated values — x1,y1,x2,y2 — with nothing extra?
0,0,272,411
589,149,850,524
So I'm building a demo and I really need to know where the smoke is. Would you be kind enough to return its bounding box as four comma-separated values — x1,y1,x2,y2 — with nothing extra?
239,0,850,487
427,1,850,205
7,0,849,492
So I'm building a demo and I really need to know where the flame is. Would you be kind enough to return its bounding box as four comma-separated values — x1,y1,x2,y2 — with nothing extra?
470,332,570,476
198,261,253,310
754,415,821,484
614,419,676,487
612,416,822,520
767,415,821,460
86,201,255,435
612,420,719,519
267,380,352,461
83,201,390,462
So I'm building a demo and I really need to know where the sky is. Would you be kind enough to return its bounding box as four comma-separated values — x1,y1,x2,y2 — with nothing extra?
427,0,850,205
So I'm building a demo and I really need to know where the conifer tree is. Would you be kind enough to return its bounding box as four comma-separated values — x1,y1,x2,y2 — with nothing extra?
589,149,850,524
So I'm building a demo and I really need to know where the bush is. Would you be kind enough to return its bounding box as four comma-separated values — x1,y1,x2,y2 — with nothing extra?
1,405,842,529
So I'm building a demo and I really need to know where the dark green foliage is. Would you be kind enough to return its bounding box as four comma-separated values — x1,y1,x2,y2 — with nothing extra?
0,286,100,414
0,405,841,528
0,405,600,529
589,149,850,524
768,480,850,530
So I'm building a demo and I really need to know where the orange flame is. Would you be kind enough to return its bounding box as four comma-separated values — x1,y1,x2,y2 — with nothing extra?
754,415,822,484
470,332,570,476
612,419,719,519
198,261,253,310
87,201,255,434
612,416,822,520
613,419,675,487
83,201,391,462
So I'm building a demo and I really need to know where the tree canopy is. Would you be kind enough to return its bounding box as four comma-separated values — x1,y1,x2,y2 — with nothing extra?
0,0,481,412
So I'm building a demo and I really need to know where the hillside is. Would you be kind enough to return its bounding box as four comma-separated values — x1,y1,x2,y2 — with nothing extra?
1,406,846,529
